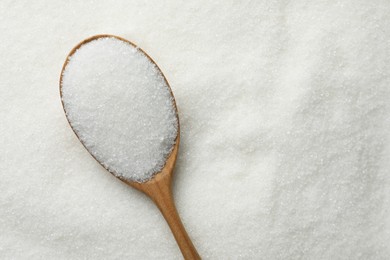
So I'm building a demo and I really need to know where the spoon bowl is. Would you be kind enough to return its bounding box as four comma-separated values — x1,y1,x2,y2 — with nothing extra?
60,35,200,260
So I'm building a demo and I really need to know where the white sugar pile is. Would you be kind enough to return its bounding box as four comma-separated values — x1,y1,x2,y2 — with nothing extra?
1,1,390,259
61,37,178,182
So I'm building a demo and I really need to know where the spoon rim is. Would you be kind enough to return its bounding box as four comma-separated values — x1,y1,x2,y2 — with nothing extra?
59,34,180,184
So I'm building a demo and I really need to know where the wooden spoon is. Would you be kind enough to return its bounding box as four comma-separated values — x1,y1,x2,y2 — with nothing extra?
59,35,200,260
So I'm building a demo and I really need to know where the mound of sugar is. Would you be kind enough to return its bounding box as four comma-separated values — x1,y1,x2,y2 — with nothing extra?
61,37,178,182
1,1,390,259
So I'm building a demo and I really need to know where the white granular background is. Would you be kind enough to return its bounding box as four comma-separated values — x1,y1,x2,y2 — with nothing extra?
61,37,178,183
0,1,389,259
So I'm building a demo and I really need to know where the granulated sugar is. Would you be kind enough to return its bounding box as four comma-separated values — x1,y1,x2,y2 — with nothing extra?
1,1,390,259
61,37,178,182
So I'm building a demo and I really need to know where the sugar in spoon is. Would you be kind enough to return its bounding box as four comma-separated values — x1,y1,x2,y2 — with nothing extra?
59,34,200,260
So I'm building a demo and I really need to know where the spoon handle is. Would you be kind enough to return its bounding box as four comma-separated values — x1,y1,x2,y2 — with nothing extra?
147,180,201,260
127,136,200,259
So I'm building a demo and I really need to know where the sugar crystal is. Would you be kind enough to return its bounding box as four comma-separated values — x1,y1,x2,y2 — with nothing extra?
61,37,178,182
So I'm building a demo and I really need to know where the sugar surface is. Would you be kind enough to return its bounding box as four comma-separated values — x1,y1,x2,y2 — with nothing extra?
61,37,178,182
1,1,390,259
